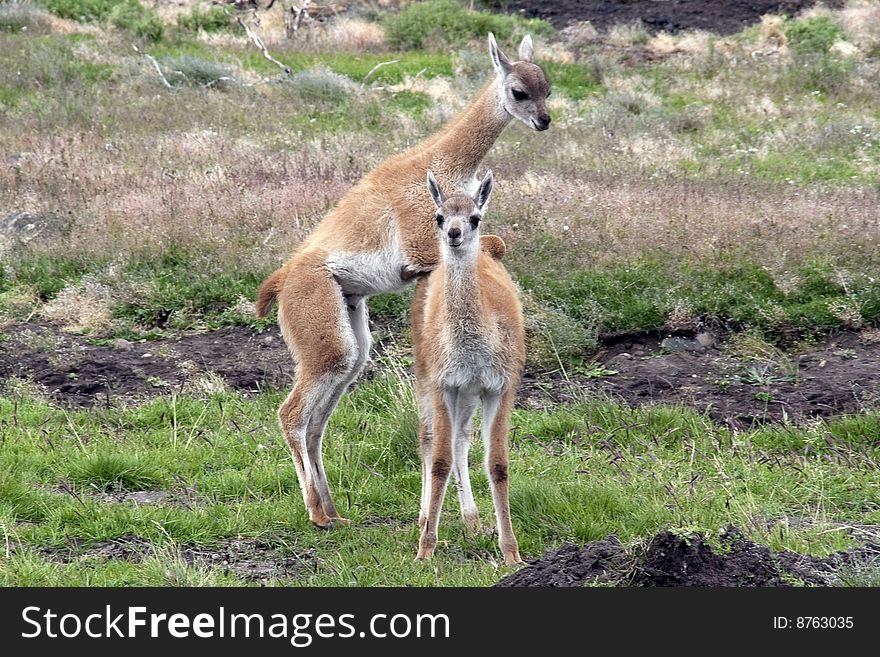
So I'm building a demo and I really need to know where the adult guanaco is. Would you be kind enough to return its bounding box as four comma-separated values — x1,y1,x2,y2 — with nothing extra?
256,34,550,529
412,170,525,565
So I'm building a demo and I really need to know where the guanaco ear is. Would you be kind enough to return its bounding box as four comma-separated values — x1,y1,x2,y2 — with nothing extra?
476,169,493,212
518,35,534,63
426,169,445,209
488,33,512,77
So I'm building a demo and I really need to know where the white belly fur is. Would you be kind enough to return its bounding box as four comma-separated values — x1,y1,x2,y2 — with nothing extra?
324,222,409,296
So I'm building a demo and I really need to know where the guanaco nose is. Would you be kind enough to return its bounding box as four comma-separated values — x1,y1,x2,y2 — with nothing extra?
448,227,462,240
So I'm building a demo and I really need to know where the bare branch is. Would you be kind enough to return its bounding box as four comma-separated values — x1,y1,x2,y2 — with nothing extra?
146,54,172,88
236,14,291,76
360,59,399,89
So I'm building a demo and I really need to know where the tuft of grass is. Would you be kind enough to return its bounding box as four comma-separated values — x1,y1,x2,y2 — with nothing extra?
383,0,553,51
67,452,166,492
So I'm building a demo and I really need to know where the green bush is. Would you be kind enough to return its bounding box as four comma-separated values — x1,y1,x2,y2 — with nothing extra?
521,290,598,370
177,6,233,34
384,0,553,50
785,16,846,55
42,0,118,22
110,0,163,42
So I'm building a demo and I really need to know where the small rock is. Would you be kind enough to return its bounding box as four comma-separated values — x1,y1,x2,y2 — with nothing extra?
0,212,68,253
122,491,169,505
661,336,706,353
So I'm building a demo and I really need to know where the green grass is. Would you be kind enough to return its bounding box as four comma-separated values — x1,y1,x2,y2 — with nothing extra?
1,379,878,586
383,0,553,51
3,246,877,346
511,250,880,338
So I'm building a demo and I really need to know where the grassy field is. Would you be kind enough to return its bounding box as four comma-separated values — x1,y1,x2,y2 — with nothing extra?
1,0,880,586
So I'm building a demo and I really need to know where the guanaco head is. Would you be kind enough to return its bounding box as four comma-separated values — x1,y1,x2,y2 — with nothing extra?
488,32,551,131
427,169,494,255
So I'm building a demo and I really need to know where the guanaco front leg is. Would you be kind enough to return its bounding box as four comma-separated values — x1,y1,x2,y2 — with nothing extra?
417,389,454,560
482,390,522,565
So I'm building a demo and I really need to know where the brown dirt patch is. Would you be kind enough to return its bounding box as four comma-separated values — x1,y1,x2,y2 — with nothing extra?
504,0,844,34
35,534,315,582
2,321,878,427
496,526,880,587
519,330,880,428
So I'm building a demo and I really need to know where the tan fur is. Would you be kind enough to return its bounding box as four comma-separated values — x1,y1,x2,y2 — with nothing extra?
255,35,548,530
412,181,525,565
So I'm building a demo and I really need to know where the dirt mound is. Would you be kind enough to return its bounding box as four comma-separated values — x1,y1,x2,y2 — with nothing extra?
505,1,843,34
496,527,880,587
634,527,783,586
495,538,627,586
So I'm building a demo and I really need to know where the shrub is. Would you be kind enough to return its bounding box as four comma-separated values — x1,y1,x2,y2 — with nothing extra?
0,2,52,33
110,0,163,42
159,55,235,90
384,0,553,51
290,67,356,103
521,290,598,371
785,16,846,55
177,6,233,34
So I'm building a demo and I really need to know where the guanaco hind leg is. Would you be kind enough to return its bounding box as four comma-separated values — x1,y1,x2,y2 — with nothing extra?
276,255,360,529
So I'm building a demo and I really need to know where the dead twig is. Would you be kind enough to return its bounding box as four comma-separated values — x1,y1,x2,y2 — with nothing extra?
360,59,399,89
133,44,172,88
236,14,291,77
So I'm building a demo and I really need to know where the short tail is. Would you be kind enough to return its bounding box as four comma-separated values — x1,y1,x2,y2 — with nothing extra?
255,268,285,318
480,234,507,260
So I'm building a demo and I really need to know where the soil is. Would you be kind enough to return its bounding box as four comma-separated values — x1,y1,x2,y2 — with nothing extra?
496,526,880,587
520,330,880,428
35,534,315,582
503,0,844,34
2,321,878,428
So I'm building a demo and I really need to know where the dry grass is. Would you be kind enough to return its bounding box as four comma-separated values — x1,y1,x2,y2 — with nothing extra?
1,1,879,339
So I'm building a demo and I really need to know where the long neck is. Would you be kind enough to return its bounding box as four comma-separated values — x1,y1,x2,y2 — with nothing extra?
432,79,512,178
442,246,482,327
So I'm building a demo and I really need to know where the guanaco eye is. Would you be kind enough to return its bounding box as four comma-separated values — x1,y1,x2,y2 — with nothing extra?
469,214,481,228
512,89,529,101
546,89,552,98
435,213,444,226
